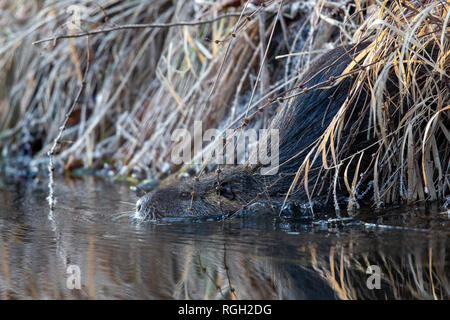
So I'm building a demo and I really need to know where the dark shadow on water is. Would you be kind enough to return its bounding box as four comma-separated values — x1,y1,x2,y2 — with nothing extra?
0,177,448,299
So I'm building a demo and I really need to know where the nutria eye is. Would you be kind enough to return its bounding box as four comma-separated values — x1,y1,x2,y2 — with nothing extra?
217,182,234,200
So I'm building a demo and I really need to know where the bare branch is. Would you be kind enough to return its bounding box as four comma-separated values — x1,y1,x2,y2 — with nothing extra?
33,12,250,45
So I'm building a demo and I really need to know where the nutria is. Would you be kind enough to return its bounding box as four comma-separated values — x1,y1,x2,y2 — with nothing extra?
135,42,375,220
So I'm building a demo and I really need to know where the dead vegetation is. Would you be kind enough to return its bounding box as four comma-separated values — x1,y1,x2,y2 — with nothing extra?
287,0,450,209
0,0,448,209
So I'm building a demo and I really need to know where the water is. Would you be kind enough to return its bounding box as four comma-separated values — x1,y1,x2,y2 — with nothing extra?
0,176,448,299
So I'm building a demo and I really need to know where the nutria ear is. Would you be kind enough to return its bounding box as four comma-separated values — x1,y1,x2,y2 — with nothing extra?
218,182,235,200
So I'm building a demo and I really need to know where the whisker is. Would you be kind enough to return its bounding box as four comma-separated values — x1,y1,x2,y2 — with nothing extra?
116,210,136,214
112,211,135,221
118,201,136,205
131,213,147,224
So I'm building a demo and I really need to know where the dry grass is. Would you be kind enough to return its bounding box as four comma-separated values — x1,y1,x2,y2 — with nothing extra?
284,0,449,209
0,0,448,209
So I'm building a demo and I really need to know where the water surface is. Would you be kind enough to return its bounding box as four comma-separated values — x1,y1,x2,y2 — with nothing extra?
0,177,448,299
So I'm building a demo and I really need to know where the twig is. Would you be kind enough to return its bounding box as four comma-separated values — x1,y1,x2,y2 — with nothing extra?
47,37,90,217
32,13,250,45
47,83,85,214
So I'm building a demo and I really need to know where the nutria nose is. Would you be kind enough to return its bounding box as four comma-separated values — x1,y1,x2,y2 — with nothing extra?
135,197,150,220
136,198,143,214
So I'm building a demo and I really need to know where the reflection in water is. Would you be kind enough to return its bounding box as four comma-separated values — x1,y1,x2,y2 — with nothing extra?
0,177,448,299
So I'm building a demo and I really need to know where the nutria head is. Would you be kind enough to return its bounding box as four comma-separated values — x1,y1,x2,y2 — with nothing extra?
135,167,267,220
